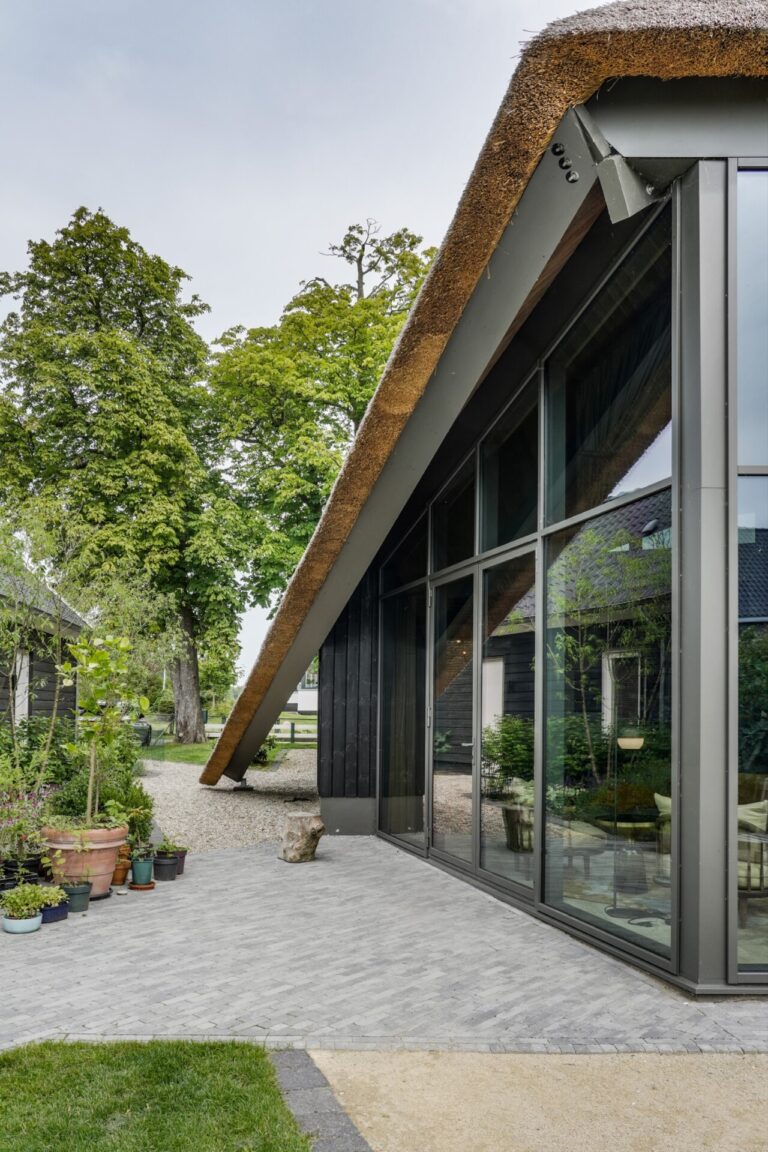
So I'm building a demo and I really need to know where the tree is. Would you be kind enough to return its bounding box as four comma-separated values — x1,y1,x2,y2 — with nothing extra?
212,220,436,602
0,208,251,742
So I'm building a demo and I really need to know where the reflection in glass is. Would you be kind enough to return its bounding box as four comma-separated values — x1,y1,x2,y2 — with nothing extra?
481,383,538,552
546,205,672,525
544,489,673,957
432,458,475,573
480,554,536,886
737,478,768,970
432,576,474,862
380,586,427,846
737,171,768,466
381,516,428,594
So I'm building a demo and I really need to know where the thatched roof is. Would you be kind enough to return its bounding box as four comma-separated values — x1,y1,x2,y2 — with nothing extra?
200,0,768,786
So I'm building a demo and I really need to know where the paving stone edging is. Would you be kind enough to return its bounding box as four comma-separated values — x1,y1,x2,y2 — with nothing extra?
2,1032,766,1055
271,1050,373,1152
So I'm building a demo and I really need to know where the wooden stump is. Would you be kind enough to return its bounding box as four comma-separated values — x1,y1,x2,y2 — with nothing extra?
279,814,326,862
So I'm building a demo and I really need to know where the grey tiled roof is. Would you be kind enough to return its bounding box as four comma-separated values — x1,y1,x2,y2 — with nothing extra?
0,570,88,631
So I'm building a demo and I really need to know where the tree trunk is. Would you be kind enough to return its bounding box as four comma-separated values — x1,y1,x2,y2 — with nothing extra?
171,608,206,743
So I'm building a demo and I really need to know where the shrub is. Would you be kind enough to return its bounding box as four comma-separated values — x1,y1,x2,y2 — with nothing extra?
0,882,46,919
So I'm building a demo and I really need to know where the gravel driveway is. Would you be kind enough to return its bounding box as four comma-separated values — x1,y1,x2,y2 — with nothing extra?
139,748,319,852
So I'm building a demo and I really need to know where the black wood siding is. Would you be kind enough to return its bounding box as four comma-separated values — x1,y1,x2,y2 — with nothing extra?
318,568,378,799
29,650,76,718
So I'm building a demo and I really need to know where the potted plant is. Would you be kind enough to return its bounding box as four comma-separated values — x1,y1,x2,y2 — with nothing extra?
38,885,70,924
0,790,48,885
41,637,147,898
130,842,154,887
60,879,92,914
1,882,45,933
156,837,189,875
153,837,178,882
112,843,132,886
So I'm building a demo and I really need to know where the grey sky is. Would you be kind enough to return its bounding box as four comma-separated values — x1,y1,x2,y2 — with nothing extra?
0,0,608,677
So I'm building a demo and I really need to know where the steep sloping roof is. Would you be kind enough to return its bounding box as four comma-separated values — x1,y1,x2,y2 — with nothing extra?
0,570,88,633
201,0,768,786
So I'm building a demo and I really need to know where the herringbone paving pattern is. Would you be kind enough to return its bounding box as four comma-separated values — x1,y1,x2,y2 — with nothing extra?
2,839,767,1052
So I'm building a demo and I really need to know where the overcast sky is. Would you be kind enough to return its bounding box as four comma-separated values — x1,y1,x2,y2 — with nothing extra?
1,0,608,679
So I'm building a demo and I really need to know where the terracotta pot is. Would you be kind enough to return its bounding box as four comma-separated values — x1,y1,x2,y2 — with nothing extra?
112,844,132,886
41,825,129,899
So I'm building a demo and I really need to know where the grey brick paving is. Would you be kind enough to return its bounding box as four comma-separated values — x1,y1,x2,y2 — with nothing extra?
2,838,767,1053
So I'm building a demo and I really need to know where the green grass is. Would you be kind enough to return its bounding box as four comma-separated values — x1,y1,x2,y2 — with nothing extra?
140,741,214,765
0,1041,311,1152
139,741,317,767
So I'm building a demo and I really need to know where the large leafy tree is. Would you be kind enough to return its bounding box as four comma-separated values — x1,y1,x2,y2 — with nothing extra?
0,208,251,742
212,221,436,600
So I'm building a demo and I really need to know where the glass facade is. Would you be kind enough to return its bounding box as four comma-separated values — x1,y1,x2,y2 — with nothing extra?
480,553,536,886
544,491,673,956
374,170,768,986
432,575,474,862
380,586,427,846
737,171,768,466
736,169,768,971
546,211,672,525
480,381,538,552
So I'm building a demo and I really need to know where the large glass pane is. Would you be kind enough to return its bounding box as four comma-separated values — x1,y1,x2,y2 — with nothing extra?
544,489,673,957
381,516,428,594
432,575,474,862
737,171,768,466
546,205,672,525
480,553,536,887
737,477,768,971
481,382,538,552
432,458,475,573
379,586,427,846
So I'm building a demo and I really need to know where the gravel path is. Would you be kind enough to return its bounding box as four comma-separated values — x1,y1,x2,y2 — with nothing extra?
139,748,319,852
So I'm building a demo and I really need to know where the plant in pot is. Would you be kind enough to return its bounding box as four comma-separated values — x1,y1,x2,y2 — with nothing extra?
119,788,155,886
38,884,70,924
0,788,48,885
171,842,189,876
130,840,154,887
153,837,178,882
41,636,148,899
43,845,93,912
1,881,45,934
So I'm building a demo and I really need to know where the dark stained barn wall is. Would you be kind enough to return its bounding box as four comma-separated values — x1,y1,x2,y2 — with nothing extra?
29,648,77,718
318,568,378,800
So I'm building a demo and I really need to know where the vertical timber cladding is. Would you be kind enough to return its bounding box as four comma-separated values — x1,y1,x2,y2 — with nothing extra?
318,567,378,800
28,646,76,718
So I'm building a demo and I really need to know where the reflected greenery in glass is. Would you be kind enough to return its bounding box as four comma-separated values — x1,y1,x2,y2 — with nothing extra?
544,489,673,957
480,553,536,886
737,477,768,970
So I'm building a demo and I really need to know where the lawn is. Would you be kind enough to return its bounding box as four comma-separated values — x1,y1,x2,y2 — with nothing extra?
0,1041,311,1152
139,741,316,767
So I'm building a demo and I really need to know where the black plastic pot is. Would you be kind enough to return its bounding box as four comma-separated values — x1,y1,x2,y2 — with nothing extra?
153,855,178,882
41,900,70,924
175,849,188,876
62,882,92,913
4,859,40,884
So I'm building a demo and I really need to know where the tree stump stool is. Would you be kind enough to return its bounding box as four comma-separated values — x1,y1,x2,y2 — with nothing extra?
279,813,325,862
